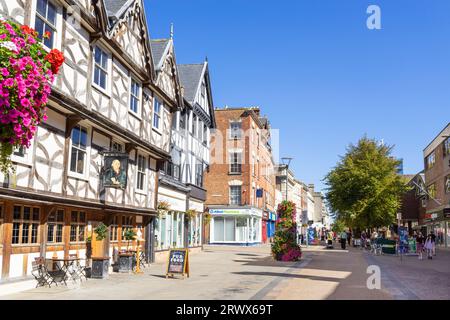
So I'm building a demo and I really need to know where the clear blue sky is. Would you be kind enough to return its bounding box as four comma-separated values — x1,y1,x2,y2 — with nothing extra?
144,0,450,192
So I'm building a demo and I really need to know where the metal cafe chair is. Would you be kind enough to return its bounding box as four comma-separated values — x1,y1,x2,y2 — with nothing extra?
31,261,52,288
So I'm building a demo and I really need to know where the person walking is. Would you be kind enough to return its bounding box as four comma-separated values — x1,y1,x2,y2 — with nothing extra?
430,231,436,256
347,230,352,246
361,231,367,250
340,230,347,250
424,234,433,260
416,232,424,260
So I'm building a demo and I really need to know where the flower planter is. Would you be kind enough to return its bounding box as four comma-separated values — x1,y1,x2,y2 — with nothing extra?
90,257,110,279
118,253,134,273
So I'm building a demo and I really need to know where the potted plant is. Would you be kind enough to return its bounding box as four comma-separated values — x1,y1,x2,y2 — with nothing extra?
118,229,137,273
91,223,110,279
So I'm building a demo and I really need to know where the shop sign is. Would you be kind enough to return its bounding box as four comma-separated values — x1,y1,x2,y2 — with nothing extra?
166,249,189,279
209,209,242,215
256,189,264,198
101,152,129,189
262,212,269,220
444,208,450,218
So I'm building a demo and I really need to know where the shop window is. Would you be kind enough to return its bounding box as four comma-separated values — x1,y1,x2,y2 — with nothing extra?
213,217,225,242
70,211,86,242
48,210,64,243
110,216,119,242
12,206,40,245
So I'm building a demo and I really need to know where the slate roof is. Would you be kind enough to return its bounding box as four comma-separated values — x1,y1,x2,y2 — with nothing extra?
150,39,170,70
104,0,130,18
177,64,205,104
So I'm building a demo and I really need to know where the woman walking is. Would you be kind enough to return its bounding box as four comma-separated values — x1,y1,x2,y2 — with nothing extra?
416,232,424,260
424,235,433,260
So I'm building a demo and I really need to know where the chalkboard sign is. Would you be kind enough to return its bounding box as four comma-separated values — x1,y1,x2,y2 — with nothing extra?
166,249,189,279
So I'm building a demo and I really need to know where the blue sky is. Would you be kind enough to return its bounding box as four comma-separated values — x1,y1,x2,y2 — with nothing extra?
144,0,450,192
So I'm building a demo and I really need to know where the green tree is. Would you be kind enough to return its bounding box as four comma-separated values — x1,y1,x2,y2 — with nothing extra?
324,137,408,230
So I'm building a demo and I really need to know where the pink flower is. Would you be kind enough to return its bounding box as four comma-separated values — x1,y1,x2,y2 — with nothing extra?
1,68,9,77
3,78,14,87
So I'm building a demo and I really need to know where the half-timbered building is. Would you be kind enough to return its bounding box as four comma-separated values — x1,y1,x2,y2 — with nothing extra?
0,0,179,282
152,49,216,260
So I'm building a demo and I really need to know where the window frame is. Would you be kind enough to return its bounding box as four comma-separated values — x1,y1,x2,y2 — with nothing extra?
47,209,65,244
229,152,242,174
12,206,40,246
129,77,142,116
153,97,162,131
69,211,86,243
31,0,63,51
92,45,111,95
229,186,242,206
68,124,90,180
427,183,437,199
110,216,119,242
426,152,436,170
229,121,242,139
445,175,450,194
444,137,450,157
136,153,147,193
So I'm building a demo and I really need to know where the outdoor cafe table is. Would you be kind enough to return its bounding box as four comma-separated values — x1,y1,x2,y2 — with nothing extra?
46,257,84,284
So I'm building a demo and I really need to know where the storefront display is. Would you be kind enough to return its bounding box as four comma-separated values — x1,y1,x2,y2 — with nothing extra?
209,208,262,245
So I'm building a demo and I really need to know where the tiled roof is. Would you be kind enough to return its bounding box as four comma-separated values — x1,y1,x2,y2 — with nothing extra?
104,0,130,18
177,64,205,104
150,39,170,70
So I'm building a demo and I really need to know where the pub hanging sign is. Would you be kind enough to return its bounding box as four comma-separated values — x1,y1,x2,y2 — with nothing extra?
101,152,129,189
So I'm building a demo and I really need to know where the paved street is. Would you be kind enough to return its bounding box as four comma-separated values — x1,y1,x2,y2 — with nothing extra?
1,244,449,300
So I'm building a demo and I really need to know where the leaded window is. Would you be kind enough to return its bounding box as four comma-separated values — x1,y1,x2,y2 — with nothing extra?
12,206,40,245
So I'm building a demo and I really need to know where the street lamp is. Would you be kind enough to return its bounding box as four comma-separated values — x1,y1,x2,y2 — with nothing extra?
281,157,293,201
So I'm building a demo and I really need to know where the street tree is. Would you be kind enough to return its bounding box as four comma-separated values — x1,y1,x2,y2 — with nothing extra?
324,137,408,230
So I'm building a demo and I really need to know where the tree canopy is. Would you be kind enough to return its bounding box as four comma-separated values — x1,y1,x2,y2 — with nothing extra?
324,137,408,230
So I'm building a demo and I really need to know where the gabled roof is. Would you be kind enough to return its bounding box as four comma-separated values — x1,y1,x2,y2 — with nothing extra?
104,0,134,28
150,39,170,70
177,64,205,104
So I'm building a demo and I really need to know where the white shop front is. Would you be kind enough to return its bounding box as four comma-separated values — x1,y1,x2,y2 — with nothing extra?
209,207,262,245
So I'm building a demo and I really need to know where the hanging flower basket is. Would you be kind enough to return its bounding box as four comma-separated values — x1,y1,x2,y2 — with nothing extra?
185,209,197,221
203,212,212,225
0,20,64,174
157,201,170,217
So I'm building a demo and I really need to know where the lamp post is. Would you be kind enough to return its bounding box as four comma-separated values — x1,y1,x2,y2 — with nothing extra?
281,157,293,201
281,157,297,244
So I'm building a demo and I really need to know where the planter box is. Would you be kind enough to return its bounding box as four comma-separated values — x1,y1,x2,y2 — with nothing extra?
118,254,134,273
91,257,110,279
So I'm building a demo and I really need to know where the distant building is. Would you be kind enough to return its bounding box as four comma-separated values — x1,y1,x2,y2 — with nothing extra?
422,123,450,247
204,107,276,245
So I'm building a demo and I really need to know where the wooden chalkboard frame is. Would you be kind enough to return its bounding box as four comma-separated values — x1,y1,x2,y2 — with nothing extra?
166,249,190,279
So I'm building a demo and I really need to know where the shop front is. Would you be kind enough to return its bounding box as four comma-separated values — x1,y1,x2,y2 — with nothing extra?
423,208,450,248
267,212,276,242
209,207,262,245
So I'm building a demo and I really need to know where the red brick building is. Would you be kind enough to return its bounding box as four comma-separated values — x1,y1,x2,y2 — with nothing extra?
422,123,450,247
204,107,276,245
